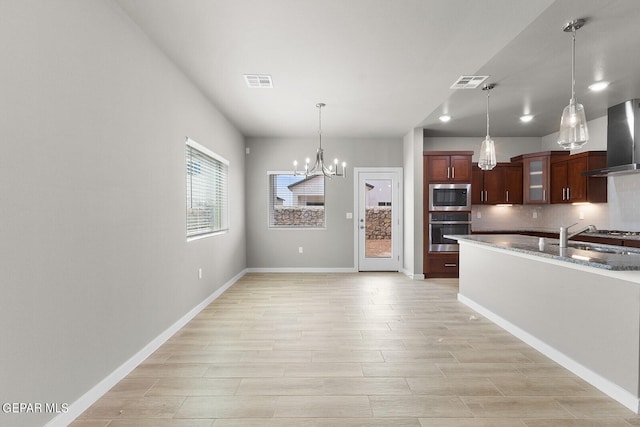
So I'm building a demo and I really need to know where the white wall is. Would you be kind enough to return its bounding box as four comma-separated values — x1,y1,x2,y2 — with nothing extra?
0,1,246,426
245,137,402,269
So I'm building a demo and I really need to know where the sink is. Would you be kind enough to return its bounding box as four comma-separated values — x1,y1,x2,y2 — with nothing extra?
552,243,640,256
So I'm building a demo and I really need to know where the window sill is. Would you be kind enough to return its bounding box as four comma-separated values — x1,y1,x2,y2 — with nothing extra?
187,229,229,242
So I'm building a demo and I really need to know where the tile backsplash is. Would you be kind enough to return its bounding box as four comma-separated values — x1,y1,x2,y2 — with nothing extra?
472,174,640,233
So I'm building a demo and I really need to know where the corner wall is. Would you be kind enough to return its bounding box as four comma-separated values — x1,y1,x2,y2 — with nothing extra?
245,136,402,269
0,1,246,426
403,128,424,278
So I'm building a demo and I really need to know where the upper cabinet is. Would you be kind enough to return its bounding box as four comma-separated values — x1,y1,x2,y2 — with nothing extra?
472,162,523,205
425,151,473,183
512,151,570,204
550,151,607,204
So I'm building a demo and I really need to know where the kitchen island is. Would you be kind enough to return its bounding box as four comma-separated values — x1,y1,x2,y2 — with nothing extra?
448,234,640,414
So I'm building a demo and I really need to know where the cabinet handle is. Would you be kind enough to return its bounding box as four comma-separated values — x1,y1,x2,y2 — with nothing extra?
485,190,488,201
480,190,484,202
452,167,455,179
567,187,570,200
543,189,546,201
506,190,509,202
444,263,457,267
447,167,450,179
562,188,566,201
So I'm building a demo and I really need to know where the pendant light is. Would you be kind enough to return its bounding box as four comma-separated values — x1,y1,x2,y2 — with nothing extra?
478,83,497,171
293,103,346,178
557,19,589,150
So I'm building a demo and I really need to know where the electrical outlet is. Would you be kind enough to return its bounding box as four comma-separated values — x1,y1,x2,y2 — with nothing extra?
298,247,303,254
346,212,353,219
476,211,481,219
579,211,585,220
245,147,250,154
533,211,538,219
198,268,202,279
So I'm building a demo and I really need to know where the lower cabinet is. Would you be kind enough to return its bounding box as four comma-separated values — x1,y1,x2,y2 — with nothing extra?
425,253,459,278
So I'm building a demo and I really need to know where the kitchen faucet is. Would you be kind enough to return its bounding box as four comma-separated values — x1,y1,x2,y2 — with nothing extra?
559,223,597,248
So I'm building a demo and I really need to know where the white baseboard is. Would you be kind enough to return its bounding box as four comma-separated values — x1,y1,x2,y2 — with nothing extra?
458,293,640,414
246,267,357,273
46,268,248,427
401,268,424,280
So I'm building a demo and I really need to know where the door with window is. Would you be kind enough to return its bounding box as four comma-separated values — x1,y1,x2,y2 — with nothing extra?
355,168,402,271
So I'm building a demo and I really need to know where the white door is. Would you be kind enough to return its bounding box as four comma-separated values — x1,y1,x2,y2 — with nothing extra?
355,168,402,271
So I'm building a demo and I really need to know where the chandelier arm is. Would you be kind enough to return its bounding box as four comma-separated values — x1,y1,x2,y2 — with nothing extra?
318,103,323,150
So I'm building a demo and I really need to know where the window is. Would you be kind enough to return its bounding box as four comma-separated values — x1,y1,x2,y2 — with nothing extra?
269,173,325,228
185,138,229,239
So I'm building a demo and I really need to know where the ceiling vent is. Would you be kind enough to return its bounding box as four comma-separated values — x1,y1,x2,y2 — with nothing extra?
450,75,489,89
244,74,273,88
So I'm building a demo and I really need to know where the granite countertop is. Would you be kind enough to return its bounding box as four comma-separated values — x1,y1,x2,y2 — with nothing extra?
447,234,640,271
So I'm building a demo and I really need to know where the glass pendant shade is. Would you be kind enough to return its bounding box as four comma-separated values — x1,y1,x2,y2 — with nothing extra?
557,99,589,149
478,136,496,170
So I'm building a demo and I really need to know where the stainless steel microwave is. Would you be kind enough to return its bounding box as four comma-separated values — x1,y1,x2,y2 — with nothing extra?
428,183,471,211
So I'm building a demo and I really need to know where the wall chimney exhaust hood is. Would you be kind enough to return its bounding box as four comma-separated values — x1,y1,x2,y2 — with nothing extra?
583,99,640,177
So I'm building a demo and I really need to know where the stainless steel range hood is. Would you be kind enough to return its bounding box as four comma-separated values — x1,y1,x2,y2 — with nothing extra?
583,99,640,177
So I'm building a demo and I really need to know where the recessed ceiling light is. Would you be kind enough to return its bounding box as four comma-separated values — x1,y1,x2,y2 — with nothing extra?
439,115,451,122
244,74,273,88
589,81,609,92
520,114,534,123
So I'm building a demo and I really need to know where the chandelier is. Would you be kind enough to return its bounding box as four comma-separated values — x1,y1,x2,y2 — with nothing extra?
294,103,346,178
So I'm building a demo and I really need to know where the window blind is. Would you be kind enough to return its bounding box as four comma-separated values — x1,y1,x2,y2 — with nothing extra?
268,173,325,228
186,138,229,238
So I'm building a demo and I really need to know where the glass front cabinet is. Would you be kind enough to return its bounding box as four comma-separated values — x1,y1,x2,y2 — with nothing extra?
513,151,569,205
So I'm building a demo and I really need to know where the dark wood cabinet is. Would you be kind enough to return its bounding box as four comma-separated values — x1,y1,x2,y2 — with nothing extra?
423,151,473,279
425,152,473,183
472,163,523,205
550,151,607,204
504,164,524,205
425,253,459,278
624,240,640,249
573,235,624,246
513,151,570,205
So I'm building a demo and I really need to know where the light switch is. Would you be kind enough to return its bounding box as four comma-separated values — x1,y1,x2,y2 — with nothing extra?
346,212,353,219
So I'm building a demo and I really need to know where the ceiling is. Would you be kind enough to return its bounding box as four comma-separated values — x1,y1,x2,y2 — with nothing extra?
115,0,640,139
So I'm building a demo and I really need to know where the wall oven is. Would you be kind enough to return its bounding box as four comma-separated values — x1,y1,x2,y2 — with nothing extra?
429,183,471,211
428,212,471,252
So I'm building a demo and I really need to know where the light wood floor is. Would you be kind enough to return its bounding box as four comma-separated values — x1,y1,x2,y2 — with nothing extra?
72,273,640,426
